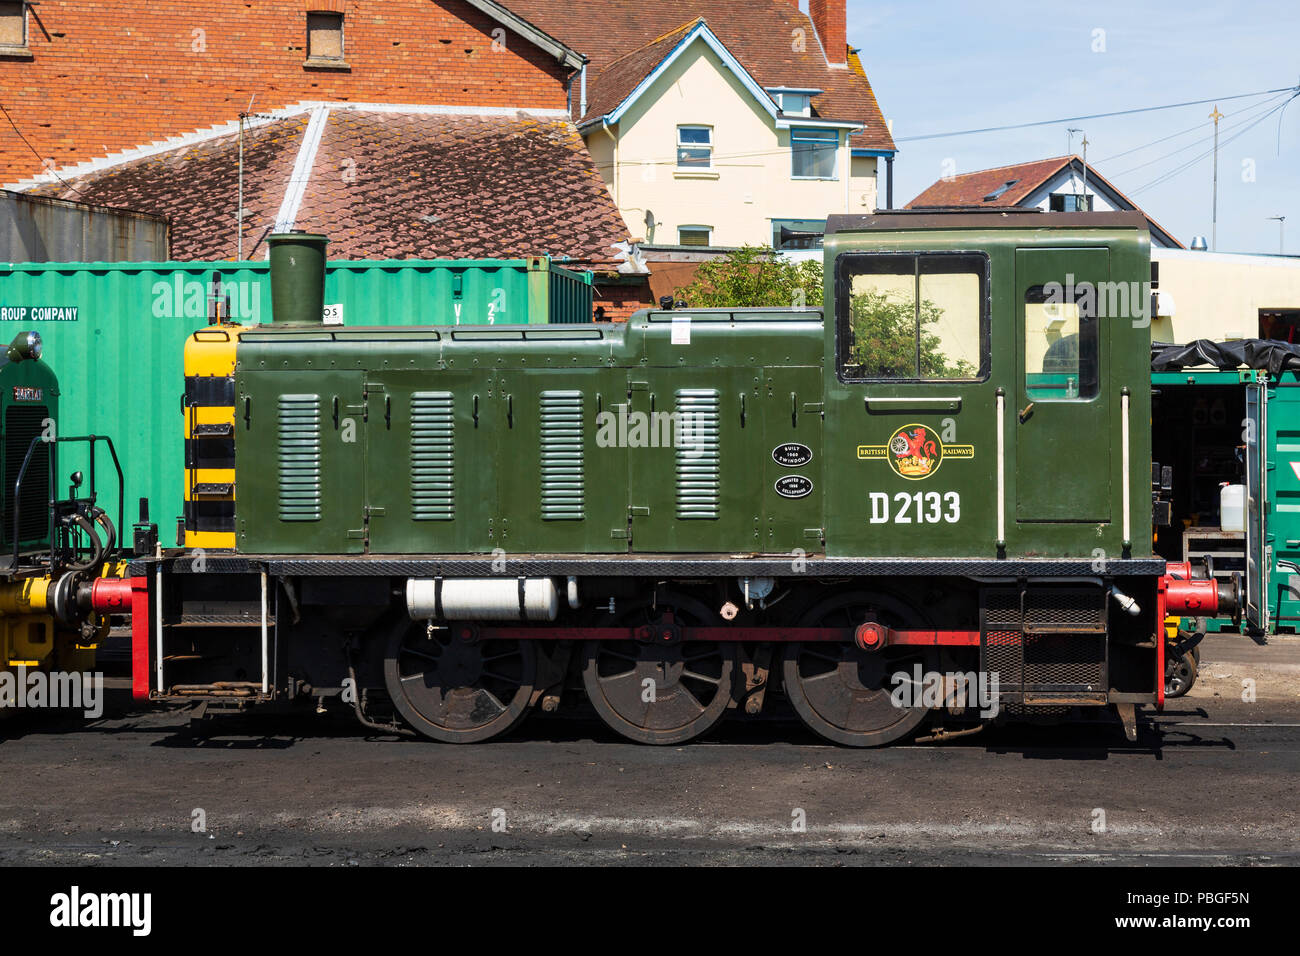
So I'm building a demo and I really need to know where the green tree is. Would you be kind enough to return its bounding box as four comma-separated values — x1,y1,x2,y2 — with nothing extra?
674,246,975,379
846,288,976,379
675,245,822,308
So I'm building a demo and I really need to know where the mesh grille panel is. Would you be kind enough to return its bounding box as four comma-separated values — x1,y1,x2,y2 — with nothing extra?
3,404,50,546
982,587,1108,699
1023,633,1106,686
984,630,1022,686
983,589,1020,627
1024,589,1106,628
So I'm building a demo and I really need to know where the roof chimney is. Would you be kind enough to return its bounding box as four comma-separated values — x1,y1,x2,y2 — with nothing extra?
810,0,847,67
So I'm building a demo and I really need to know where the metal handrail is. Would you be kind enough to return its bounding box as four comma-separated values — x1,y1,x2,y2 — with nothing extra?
10,434,125,574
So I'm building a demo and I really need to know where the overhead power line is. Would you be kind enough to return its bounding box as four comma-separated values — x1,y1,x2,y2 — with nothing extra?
1095,91,1292,165
1108,92,1293,178
1128,92,1299,196
0,100,88,198
893,85,1299,143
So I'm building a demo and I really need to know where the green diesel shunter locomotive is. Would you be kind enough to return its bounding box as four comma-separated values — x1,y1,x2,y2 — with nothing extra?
131,213,1217,746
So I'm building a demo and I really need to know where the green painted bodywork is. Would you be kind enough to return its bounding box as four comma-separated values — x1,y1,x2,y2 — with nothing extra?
0,257,594,536
0,349,60,553
1244,374,1300,633
234,220,1154,560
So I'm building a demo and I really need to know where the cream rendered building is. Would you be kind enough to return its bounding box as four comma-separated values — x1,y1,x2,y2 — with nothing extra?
1151,249,1300,344
581,21,882,248
508,1,898,255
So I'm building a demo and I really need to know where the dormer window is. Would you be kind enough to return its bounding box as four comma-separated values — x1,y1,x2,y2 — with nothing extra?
779,93,809,115
767,88,819,118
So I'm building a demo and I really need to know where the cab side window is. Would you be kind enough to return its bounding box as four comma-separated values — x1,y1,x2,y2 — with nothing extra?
1024,285,1099,400
836,253,988,382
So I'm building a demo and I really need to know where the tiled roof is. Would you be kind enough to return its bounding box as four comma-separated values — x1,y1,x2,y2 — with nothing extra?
26,115,310,258
583,20,702,124
25,108,633,269
906,157,1073,208
906,155,1184,248
505,1,896,152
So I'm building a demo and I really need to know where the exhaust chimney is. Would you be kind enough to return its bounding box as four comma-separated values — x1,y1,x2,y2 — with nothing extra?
267,231,329,325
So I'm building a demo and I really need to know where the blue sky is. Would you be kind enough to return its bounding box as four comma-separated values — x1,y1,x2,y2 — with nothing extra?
846,0,1300,252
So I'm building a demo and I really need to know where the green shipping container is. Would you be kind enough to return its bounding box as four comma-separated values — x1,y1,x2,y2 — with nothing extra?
0,257,593,536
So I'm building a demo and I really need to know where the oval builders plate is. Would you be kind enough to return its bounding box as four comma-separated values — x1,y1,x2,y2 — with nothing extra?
774,475,814,499
771,442,813,467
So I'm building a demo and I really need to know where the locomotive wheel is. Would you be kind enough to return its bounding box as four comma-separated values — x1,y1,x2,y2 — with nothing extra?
383,618,537,744
581,595,736,745
1165,650,1197,699
782,592,935,747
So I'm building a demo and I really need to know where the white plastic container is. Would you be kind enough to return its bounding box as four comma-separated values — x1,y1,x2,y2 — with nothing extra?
1220,484,1245,532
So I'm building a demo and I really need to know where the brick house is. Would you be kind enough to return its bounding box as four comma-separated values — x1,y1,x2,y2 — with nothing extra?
0,1,647,316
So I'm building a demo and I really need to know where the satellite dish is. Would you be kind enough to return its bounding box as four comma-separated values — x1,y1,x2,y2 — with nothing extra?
644,210,656,244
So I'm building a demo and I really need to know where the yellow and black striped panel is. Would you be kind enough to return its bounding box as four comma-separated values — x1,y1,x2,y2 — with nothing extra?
183,326,242,549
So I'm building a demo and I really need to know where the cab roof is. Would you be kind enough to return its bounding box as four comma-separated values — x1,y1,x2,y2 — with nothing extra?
827,209,1151,234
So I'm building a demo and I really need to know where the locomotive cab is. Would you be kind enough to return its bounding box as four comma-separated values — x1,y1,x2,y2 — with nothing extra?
818,210,1162,721
823,210,1153,561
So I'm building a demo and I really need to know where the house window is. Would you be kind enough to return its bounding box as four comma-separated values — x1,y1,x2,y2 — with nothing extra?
1049,192,1093,212
306,11,345,64
678,226,712,247
0,1,27,51
768,89,818,116
772,218,826,250
835,252,988,382
777,92,810,115
792,127,838,179
677,126,712,168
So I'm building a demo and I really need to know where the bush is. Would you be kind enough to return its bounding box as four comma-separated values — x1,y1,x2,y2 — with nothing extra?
674,246,975,379
675,246,822,308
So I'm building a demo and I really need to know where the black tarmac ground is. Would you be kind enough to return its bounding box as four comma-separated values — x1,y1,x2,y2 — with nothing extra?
1,670,1297,866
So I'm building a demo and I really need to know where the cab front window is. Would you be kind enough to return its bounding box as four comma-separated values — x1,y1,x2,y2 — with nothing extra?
835,252,989,382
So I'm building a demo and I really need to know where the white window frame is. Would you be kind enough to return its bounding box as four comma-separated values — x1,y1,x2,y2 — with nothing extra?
678,225,713,247
767,88,819,118
676,125,713,169
779,93,810,115
791,127,840,181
